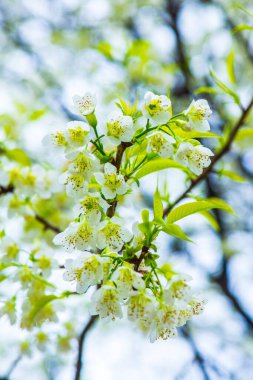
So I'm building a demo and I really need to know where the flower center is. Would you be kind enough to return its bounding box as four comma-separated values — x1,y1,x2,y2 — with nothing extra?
104,173,123,190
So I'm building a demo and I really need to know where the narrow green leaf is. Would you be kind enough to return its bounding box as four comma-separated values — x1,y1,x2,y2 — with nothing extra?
226,50,236,84
135,158,188,179
235,128,253,141
233,24,253,33
194,86,221,95
162,223,192,242
174,128,221,139
167,199,234,224
6,148,31,166
218,169,246,182
210,69,240,105
153,188,163,220
200,210,220,231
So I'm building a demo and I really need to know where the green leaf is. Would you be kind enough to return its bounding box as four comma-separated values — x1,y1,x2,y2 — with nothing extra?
166,198,234,224
28,292,71,328
97,41,113,59
200,211,220,231
6,148,31,166
194,86,221,95
235,4,253,18
173,128,221,139
235,128,253,141
27,294,58,328
218,169,246,183
153,188,163,220
233,25,253,33
135,158,188,179
159,263,176,280
29,108,47,120
162,223,192,242
226,50,236,84
210,69,240,105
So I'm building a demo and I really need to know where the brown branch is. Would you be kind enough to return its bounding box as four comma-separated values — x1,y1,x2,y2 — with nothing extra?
74,315,98,380
107,142,131,218
34,214,61,234
74,142,130,379
0,184,61,234
163,97,253,216
165,0,193,96
0,184,14,196
134,246,149,271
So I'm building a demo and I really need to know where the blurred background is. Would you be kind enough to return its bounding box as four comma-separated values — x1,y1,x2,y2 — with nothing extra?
0,0,253,379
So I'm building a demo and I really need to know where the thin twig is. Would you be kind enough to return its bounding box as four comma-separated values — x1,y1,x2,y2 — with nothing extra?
35,214,61,234
182,327,210,380
74,315,98,380
0,355,22,380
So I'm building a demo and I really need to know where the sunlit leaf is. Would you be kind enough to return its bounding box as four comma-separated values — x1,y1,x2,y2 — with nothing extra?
166,198,234,223
135,158,188,179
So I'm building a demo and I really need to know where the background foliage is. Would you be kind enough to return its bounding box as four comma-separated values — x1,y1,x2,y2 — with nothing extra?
0,0,253,379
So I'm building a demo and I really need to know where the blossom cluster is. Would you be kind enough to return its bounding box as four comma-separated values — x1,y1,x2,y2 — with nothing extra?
43,91,211,341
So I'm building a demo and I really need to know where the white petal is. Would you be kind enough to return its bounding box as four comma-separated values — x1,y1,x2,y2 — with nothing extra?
104,163,117,174
94,172,105,185
101,186,116,199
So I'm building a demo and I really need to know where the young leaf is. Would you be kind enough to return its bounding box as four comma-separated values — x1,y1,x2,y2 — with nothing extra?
200,210,220,231
226,50,236,84
153,188,163,220
235,128,253,141
135,158,188,179
218,169,246,183
6,148,31,166
166,199,234,224
233,25,253,33
162,223,192,242
210,69,240,105
194,86,221,95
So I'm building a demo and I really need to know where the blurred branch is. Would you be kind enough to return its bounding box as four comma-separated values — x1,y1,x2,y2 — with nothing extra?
182,327,210,380
164,96,253,215
165,0,193,96
0,355,22,380
74,315,98,380
206,176,253,330
0,185,61,234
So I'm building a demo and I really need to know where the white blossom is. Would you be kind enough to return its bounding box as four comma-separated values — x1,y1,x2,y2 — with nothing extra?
68,152,100,179
97,216,132,252
174,142,214,175
90,285,123,320
112,265,145,298
105,111,134,146
53,220,97,252
168,274,193,302
177,307,193,327
42,129,67,151
74,193,109,224
143,91,171,124
63,254,103,294
184,99,212,132
95,163,129,199
65,121,90,147
190,298,207,315
147,132,175,158
72,93,96,116
127,291,156,331
150,303,178,342
59,172,88,198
